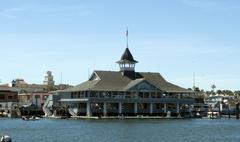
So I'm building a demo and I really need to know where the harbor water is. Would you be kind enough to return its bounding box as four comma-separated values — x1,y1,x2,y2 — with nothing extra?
0,118,240,142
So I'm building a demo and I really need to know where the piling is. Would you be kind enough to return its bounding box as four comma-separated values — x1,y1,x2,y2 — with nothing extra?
236,102,239,119
228,104,231,119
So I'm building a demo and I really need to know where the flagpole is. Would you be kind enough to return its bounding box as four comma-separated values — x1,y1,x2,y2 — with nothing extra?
126,28,128,48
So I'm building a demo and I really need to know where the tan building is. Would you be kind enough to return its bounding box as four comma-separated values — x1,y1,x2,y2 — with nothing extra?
0,87,18,111
43,71,55,86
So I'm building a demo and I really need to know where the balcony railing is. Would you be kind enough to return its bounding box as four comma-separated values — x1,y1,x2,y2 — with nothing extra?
88,98,194,104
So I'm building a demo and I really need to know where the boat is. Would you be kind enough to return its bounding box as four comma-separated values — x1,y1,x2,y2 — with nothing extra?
22,116,40,121
0,135,12,142
210,115,221,119
68,108,79,116
208,112,221,119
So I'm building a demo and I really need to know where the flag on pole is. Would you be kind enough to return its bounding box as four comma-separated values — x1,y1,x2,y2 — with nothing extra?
125,28,129,48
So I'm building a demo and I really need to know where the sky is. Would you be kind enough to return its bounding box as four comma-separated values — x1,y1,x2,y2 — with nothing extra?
0,0,240,91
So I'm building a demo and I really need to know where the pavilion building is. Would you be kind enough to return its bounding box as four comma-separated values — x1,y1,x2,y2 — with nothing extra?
43,48,194,117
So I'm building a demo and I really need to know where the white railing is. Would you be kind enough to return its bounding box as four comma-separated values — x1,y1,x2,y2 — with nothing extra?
42,95,53,117
68,108,78,116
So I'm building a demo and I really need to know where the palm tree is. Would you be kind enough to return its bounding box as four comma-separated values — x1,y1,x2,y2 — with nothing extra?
211,84,216,95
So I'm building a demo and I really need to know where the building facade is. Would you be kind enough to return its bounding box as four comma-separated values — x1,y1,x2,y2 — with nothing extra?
43,71,55,86
0,87,18,111
44,48,194,117
18,89,49,109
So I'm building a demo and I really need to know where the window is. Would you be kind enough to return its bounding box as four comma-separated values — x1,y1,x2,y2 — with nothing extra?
8,96,13,99
0,95,5,100
157,92,162,98
106,92,112,98
139,92,144,98
90,91,97,98
132,92,137,98
144,92,149,98
125,92,131,98
42,95,48,100
99,92,104,98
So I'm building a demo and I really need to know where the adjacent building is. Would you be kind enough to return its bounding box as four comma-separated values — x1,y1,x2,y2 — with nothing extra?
0,71,72,116
44,48,194,117
0,87,18,111
43,71,55,86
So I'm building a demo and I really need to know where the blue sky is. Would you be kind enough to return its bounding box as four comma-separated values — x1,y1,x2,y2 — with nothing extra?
0,0,240,90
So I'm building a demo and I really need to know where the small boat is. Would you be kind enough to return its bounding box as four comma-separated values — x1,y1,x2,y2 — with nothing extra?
191,112,202,118
210,115,221,119
0,135,12,142
208,111,221,119
22,116,40,121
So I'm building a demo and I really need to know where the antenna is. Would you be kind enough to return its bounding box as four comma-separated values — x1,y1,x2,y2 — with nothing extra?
93,59,96,72
88,68,90,80
193,72,196,90
192,60,196,91
60,72,62,84
87,68,91,98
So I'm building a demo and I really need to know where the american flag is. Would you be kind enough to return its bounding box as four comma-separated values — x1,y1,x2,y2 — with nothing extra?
125,29,128,37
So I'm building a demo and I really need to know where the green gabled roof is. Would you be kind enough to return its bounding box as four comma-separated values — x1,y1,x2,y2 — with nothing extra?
64,80,100,92
123,78,146,91
139,72,192,93
61,71,193,93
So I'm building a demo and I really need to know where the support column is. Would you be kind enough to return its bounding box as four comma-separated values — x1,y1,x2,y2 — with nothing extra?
188,104,191,113
86,102,91,117
164,103,167,113
177,103,180,114
150,103,153,114
103,102,107,116
236,102,239,119
134,102,138,115
178,94,181,99
118,102,122,114
228,104,231,119
219,102,223,118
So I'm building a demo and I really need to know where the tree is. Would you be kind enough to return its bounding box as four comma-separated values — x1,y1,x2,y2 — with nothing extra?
194,87,205,98
222,90,234,96
211,90,216,96
44,85,56,92
234,91,240,98
194,87,200,92
216,90,222,95
211,84,216,91
205,91,212,96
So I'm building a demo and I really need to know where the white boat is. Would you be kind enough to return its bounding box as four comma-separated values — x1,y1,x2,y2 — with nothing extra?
22,116,40,121
68,108,79,116
0,135,12,142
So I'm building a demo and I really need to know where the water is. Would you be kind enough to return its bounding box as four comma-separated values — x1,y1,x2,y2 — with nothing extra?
0,118,240,142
